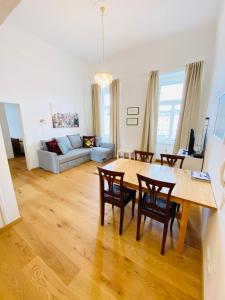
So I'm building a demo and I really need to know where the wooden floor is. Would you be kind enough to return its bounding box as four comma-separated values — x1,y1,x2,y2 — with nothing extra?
0,157,202,300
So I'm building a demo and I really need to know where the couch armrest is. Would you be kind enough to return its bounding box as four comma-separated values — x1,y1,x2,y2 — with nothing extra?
99,142,114,151
37,150,60,174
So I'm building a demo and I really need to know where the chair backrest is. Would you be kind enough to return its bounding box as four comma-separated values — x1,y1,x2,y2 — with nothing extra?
160,154,185,169
134,150,154,163
137,173,176,215
98,167,125,202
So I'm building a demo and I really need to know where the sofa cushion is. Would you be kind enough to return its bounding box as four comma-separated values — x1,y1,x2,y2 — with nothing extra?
67,134,82,149
58,142,69,155
91,147,112,158
46,139,62,155
41,139,52,151
83,136,95,148
56,136,73,150
95,136,102,147
58,148,91,164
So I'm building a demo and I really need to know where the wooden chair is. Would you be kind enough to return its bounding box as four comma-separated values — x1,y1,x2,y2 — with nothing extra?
161,153,185,214
134,150,154,163
160,154,185,169
136,174,177,255
98,167,136,235
11,138,22,156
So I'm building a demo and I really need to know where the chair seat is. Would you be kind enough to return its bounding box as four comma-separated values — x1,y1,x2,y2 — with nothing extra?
142,194,177,218
104,184,136,204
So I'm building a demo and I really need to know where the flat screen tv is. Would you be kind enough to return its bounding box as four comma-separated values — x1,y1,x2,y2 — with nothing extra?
188,129,195,155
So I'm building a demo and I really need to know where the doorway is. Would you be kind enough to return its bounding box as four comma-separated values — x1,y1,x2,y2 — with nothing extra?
0,102,27,171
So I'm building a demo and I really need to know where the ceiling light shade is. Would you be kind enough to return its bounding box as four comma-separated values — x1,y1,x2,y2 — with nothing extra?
94,5,113,87
95,72,113,87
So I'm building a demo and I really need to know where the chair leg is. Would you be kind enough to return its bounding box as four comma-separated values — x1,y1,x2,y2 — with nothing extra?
119,207,124,235
132,199,135,218
136,212,142,241
101,201,105,226
144,215,147,222
112,205,114,210
161,223,169,255
170,208,176,231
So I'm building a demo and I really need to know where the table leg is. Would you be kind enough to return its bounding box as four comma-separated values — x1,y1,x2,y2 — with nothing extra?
176,202,191,254
99,177,102,217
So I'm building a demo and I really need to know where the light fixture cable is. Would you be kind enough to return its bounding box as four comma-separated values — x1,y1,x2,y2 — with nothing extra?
94,3,113,87
101,5,105,70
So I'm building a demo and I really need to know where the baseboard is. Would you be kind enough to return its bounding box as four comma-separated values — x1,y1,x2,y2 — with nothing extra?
0,217,22,234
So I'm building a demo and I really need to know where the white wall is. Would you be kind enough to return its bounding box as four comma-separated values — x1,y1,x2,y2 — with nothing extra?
0,103,14,159
0,24,91,170
90,25,216,150
4,103,23,139
202,1,225,299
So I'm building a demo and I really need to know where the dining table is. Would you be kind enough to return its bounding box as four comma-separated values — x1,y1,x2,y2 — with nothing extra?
95,158,217,254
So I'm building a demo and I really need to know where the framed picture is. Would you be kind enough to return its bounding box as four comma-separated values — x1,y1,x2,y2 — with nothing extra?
214,94,225,141
50,103,79,128
126,118,138,126
127,107,139,115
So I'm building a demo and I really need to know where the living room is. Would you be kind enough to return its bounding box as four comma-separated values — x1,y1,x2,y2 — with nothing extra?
0,0,224,299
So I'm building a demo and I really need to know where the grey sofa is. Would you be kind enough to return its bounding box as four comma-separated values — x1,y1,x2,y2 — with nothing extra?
38,134,114,174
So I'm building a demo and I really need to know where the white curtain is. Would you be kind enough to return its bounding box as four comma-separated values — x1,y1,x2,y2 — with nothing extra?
141,71,159,153
173,61,203,153
92,84,101,136
110,79,120,154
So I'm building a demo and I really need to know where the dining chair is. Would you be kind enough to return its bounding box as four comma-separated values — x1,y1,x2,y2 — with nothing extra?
160,154,185,169
134,150,154,163
161,153,185,214
136,173,177,255
98,167,136,235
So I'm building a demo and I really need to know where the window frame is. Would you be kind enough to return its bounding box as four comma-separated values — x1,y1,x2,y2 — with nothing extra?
156,70,185,154
100,86,111,142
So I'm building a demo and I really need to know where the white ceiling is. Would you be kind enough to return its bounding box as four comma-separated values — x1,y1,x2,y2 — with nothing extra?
5,0,222,63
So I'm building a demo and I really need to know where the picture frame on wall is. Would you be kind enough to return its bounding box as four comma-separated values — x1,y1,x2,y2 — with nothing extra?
51,103,79,128
126,118,138,126
127,107,139,115
214,93,225,141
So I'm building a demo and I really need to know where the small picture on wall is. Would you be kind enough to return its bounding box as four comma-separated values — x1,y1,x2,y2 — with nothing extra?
52,112,79,128
126,118,138,126
214,93,225,140
127,107,139,115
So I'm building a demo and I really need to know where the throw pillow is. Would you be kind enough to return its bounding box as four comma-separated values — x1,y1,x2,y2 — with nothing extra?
83,136,95,148
46,139,62,155
58,142,69,155
41,139,52,151
67,134,82,149
56,136,73,150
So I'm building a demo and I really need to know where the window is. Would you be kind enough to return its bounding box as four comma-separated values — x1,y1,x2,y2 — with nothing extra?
156,70,185,156
100,87,111,142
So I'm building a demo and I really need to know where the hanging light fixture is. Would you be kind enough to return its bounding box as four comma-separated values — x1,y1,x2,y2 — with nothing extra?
94,4,113,87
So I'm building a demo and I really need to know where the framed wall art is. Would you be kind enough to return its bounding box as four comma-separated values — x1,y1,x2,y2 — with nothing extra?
214,94,225,141
51,103,79,128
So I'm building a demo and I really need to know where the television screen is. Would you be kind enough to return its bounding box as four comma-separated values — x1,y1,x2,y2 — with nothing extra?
188,129,195,155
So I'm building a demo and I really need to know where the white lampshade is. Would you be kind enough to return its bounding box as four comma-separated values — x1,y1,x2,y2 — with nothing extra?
94,72,113,88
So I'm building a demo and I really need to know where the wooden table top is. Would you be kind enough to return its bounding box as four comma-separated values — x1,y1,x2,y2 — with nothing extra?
96,159,217,209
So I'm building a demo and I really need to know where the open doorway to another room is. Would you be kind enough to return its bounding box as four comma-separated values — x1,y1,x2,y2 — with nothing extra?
0,102,27,172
